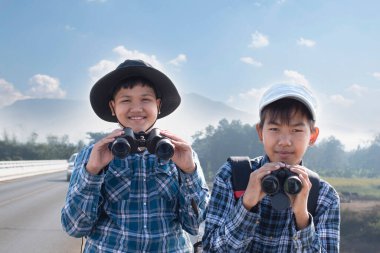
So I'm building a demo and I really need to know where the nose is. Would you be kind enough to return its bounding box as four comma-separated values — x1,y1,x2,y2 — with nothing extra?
129,101,143,112
278,133,292,146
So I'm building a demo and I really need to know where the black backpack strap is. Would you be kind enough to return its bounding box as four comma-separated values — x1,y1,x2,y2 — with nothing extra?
228,156,252,199
306,168,320,217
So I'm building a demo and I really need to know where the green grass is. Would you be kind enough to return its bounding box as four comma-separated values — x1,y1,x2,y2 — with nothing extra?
323,177,380,199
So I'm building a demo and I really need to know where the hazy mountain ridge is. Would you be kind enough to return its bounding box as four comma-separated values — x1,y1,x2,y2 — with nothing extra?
0,93,255,143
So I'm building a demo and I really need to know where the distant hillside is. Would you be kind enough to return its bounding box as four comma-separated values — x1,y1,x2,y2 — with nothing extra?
0,93,255,143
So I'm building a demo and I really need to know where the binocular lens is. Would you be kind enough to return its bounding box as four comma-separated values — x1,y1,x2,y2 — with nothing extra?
284,177,302,194
155,139,174,160
261,176,279,195
111,138,131,158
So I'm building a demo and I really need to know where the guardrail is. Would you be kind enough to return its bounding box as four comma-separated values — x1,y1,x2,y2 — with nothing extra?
0,160,68,181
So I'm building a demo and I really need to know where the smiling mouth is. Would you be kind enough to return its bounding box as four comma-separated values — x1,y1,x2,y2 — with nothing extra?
129,116,145,120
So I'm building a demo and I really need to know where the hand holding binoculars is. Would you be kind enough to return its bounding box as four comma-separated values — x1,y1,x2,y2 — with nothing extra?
261,167,303,211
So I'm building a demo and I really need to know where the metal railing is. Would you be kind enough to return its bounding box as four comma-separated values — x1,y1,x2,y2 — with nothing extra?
0,160,68,181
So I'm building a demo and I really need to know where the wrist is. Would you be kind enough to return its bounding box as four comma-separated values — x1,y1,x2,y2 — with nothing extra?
180,163,196,174
85,163,103,175
294,211,310,230
242,194,259,211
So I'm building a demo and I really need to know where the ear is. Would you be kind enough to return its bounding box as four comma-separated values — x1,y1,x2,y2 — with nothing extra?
309,127,319,146
255,123,263,142
109,100,116,116
156,98,162,115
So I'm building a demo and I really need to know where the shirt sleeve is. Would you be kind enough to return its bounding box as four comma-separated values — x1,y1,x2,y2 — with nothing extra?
61,145,105,238
202,162,262,252
292,181,340,252
176,151,210,235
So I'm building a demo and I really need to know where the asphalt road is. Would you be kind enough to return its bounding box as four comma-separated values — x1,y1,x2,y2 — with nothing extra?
0,172,82,253
0,171,203,252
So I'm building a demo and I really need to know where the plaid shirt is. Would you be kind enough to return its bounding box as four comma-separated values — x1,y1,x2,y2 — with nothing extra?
203,156,340,252
61,145,209,253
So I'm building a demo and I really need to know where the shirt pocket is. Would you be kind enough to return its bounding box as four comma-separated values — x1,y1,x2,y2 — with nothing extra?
154,163,179,202
104,163,132,203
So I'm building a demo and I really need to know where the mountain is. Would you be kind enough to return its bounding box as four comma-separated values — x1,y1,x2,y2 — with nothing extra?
0,93,256,143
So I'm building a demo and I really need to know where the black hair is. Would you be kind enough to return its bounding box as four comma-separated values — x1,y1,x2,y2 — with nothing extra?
111,77,160,100
259,98,315,130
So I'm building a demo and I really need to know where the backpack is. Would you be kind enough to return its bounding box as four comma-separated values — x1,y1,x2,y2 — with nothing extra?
229,156,320,216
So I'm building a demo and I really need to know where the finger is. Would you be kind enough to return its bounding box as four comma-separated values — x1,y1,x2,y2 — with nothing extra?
260,162,285,172
160,130,185,142
290,166,309,179
95,130,124,148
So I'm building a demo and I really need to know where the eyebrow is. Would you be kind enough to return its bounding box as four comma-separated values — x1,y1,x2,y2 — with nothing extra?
267,120,306,127
117,92,156,98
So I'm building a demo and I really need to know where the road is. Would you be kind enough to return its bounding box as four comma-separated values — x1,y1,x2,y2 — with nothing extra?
0,171,203,252
0,172,82,253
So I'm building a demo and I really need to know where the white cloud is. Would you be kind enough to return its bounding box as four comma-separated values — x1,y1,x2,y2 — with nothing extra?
283,70,310,87
89,60,117,83
0,79,28,108
169,54,187,66
297,37,316,47
227,87,267,114
89,46,166,83
329,94,353,107
27,74,66,99
347,84,368,96
249,31,269,48
112,45,164,71
373,72,380,80
64,25,76,31
240,57,263,67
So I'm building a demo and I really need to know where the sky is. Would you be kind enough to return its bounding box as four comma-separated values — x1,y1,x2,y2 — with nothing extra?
0,0,380,151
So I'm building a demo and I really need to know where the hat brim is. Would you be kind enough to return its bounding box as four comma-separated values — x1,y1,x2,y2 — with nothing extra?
90,65,181,122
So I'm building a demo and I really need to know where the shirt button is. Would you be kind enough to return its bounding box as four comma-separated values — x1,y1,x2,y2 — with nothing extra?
293,236,298,240
144,225,147,228
144,202,146,205
256,220,260,224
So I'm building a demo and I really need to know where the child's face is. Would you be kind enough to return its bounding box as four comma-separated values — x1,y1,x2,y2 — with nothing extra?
109,84,161,132
256,110,318,165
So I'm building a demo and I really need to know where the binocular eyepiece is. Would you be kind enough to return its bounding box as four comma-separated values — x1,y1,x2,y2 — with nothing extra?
109,128,174,160
261,168,302,195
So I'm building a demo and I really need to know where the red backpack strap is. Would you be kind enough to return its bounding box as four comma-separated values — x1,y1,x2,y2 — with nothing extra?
228,156,252,199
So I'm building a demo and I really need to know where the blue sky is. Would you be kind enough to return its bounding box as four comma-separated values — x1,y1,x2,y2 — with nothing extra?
1,0,380,150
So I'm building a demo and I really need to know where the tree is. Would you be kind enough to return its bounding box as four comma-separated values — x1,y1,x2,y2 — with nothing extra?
192,119,263,182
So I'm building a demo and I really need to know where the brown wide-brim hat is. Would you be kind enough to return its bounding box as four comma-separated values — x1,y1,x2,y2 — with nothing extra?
90,59,181,122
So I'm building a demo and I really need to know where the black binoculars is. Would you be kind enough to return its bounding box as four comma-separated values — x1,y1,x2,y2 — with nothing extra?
109,128,174,160
261,168,302,195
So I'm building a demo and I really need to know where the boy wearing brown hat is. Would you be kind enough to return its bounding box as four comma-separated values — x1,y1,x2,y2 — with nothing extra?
203,83,340,252
61,59,209,252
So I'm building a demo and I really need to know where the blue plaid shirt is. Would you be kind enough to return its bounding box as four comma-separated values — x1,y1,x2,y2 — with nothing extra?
203,156,340,252
61,145,209,253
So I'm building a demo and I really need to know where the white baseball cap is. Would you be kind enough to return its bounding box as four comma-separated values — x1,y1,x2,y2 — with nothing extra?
259,83,317,121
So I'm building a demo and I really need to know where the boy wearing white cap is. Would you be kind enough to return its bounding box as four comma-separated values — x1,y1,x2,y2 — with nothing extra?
61,59,209,252
203,83,340,252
